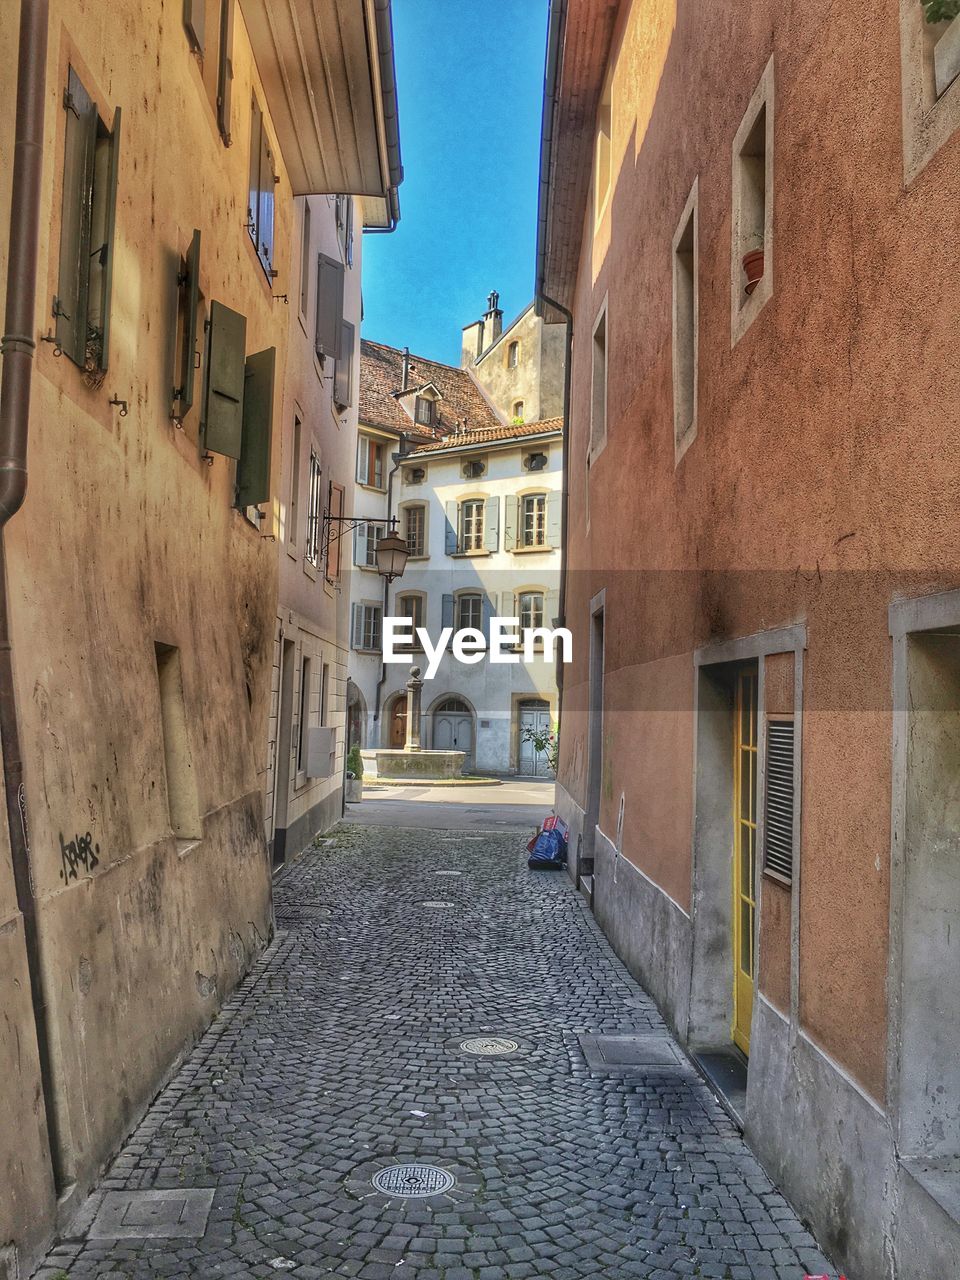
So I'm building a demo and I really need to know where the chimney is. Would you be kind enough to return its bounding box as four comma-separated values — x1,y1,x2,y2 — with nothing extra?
483,289,503,345
401,346,411,391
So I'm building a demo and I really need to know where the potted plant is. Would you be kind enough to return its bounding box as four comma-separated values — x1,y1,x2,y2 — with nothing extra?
924,1,960,22
345,744,364,803
742,231,765,296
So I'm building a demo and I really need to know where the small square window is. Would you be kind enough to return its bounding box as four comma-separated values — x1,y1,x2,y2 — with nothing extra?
730,58,774,346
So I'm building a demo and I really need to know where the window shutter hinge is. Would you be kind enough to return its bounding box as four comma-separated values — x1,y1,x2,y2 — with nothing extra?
52,295,70,321
63,88,79,118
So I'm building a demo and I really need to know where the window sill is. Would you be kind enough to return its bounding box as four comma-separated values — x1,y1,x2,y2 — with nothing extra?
511,544,551,555
354,647,382,656
356,482,387,493
303,558,318,581
176,837,202,860
451,550,490,559
405,554,428,563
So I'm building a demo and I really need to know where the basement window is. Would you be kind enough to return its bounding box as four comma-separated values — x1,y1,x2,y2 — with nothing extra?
155,644,201,843
55,67,122,377
672,179,698,462
731,58,774,344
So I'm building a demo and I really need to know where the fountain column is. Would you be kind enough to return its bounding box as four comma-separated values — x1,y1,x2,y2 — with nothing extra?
404,665,424,752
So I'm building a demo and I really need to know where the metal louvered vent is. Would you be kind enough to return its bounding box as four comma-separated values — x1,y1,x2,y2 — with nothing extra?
763,719,795,883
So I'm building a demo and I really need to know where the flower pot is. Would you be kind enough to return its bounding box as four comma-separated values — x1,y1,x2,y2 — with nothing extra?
742,248,764,295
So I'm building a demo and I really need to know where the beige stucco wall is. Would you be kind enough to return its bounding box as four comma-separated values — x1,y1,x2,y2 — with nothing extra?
0,0,312,1262
469,305,566,424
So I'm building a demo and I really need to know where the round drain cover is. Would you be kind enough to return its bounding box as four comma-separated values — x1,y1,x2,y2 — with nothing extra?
459,1036,521,1056
372,1164,456,1198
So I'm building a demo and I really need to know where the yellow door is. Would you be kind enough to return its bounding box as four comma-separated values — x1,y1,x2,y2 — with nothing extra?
733,669,758,1055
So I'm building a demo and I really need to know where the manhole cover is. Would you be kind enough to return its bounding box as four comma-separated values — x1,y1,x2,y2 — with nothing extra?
371,1164,456,1197
460,1036,521,1056
435,870,462,876
421,900,455,908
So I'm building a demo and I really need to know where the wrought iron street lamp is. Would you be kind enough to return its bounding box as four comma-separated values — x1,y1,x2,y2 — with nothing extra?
321,514,409,583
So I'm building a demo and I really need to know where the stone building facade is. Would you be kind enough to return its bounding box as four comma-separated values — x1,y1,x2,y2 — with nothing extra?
348,299,563,774
537,2,960,1278
0,0,400,1271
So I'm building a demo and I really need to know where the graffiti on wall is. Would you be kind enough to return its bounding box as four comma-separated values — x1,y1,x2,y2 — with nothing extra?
59,830,100,882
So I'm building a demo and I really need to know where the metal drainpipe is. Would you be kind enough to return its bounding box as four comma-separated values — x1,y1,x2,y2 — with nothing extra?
0,0,64,1189
372,442,405,729
536,293,572,722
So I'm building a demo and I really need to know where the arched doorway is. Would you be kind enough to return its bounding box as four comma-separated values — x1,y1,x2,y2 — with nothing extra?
432,698,474,772
389,694,407,748
518,700,553,777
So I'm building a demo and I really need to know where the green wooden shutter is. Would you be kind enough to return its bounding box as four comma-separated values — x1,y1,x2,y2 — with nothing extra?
183,0,205,51
484,496,500,552
504,494,519,551
236,346,275,507
546,491,562,549
247,97,262,242
203,300,246,458
96,108,122,372
175,230,201,414
257,124,276,276
216,0,236,143
334,320,355,407
56,68,97,366
315,254,344,360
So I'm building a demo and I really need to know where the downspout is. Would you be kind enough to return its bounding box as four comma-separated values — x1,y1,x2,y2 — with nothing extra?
372,439,406,728
534,0,572,723
0,0,64,1188
364,0,403,234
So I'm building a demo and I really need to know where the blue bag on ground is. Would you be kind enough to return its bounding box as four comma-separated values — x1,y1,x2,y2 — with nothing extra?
528,827,567,869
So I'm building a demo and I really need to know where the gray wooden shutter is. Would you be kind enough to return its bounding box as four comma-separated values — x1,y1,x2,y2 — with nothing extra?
444,501,458,554
56,68,97,366
351,604,362,649
482,594,496,638
442,595,454,630
763,719,795,882
315,254,344,360
334,320,355,407
97,108,122,372
353,522,365,566
504,494,519,551
203,300,246,458
546,491,562,549
236,346,275,508
175,229,201,414
484,496,500,552
257,125,275,276
183,0,205,51
502,590,516,618
247,97,262,241
345,195,355,267
545,587,560,628
216,0,236,143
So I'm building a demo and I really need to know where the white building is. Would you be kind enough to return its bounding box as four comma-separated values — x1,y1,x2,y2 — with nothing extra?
347,296,564,775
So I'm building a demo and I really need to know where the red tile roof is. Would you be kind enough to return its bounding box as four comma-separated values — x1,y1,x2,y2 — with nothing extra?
359,339,501,438
410,418,563,455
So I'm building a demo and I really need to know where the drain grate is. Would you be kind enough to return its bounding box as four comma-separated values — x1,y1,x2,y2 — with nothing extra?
460,1035,521,1056
421,900,455,908
372,1164,456,1197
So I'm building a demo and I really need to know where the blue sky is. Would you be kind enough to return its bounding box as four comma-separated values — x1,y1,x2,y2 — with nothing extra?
361,0,549,367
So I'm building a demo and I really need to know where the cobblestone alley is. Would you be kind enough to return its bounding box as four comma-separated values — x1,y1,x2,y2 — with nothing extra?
36,823,835,1280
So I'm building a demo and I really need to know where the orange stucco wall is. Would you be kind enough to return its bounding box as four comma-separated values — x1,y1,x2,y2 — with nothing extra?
556,0,960,1100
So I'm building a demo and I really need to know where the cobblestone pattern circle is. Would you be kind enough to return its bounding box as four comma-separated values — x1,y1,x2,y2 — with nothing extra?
371,1164,456,1197
35,823,836,1280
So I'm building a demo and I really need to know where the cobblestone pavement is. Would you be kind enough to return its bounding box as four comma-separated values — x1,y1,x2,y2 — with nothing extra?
36,824,836,1280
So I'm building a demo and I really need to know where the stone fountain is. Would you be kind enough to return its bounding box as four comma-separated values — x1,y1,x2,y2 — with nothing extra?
373,666,466,780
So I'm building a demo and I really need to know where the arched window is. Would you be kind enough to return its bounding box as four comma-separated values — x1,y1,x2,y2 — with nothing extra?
512,400,525,421
507,341,520,369
517,591,545,632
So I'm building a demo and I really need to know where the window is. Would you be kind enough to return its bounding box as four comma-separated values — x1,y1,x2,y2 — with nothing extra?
899,2,960,181
305,451,322,566
397,594,425,647
512,401,525,422
325,480,344,581
356,521,387,569
590,303,608,454
594,73,612,223
183,0,235,143
520,494,547,548
299,200,311,316
763,718,795,884
507,340,520,369
289,416,302,546
458,499,485,553
336,194,355,267
407,466,426,485
247,95,277,280
518,592,545,633
352,603,382,652
456,594,483,631
731,58,773,344
462,458,486,479
404,505,426,558
357,437,385,488
297,656,312,772
55,67,122,374
524,451,548,472
154,643,200,842
415,396,436,426
672,179,698,461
